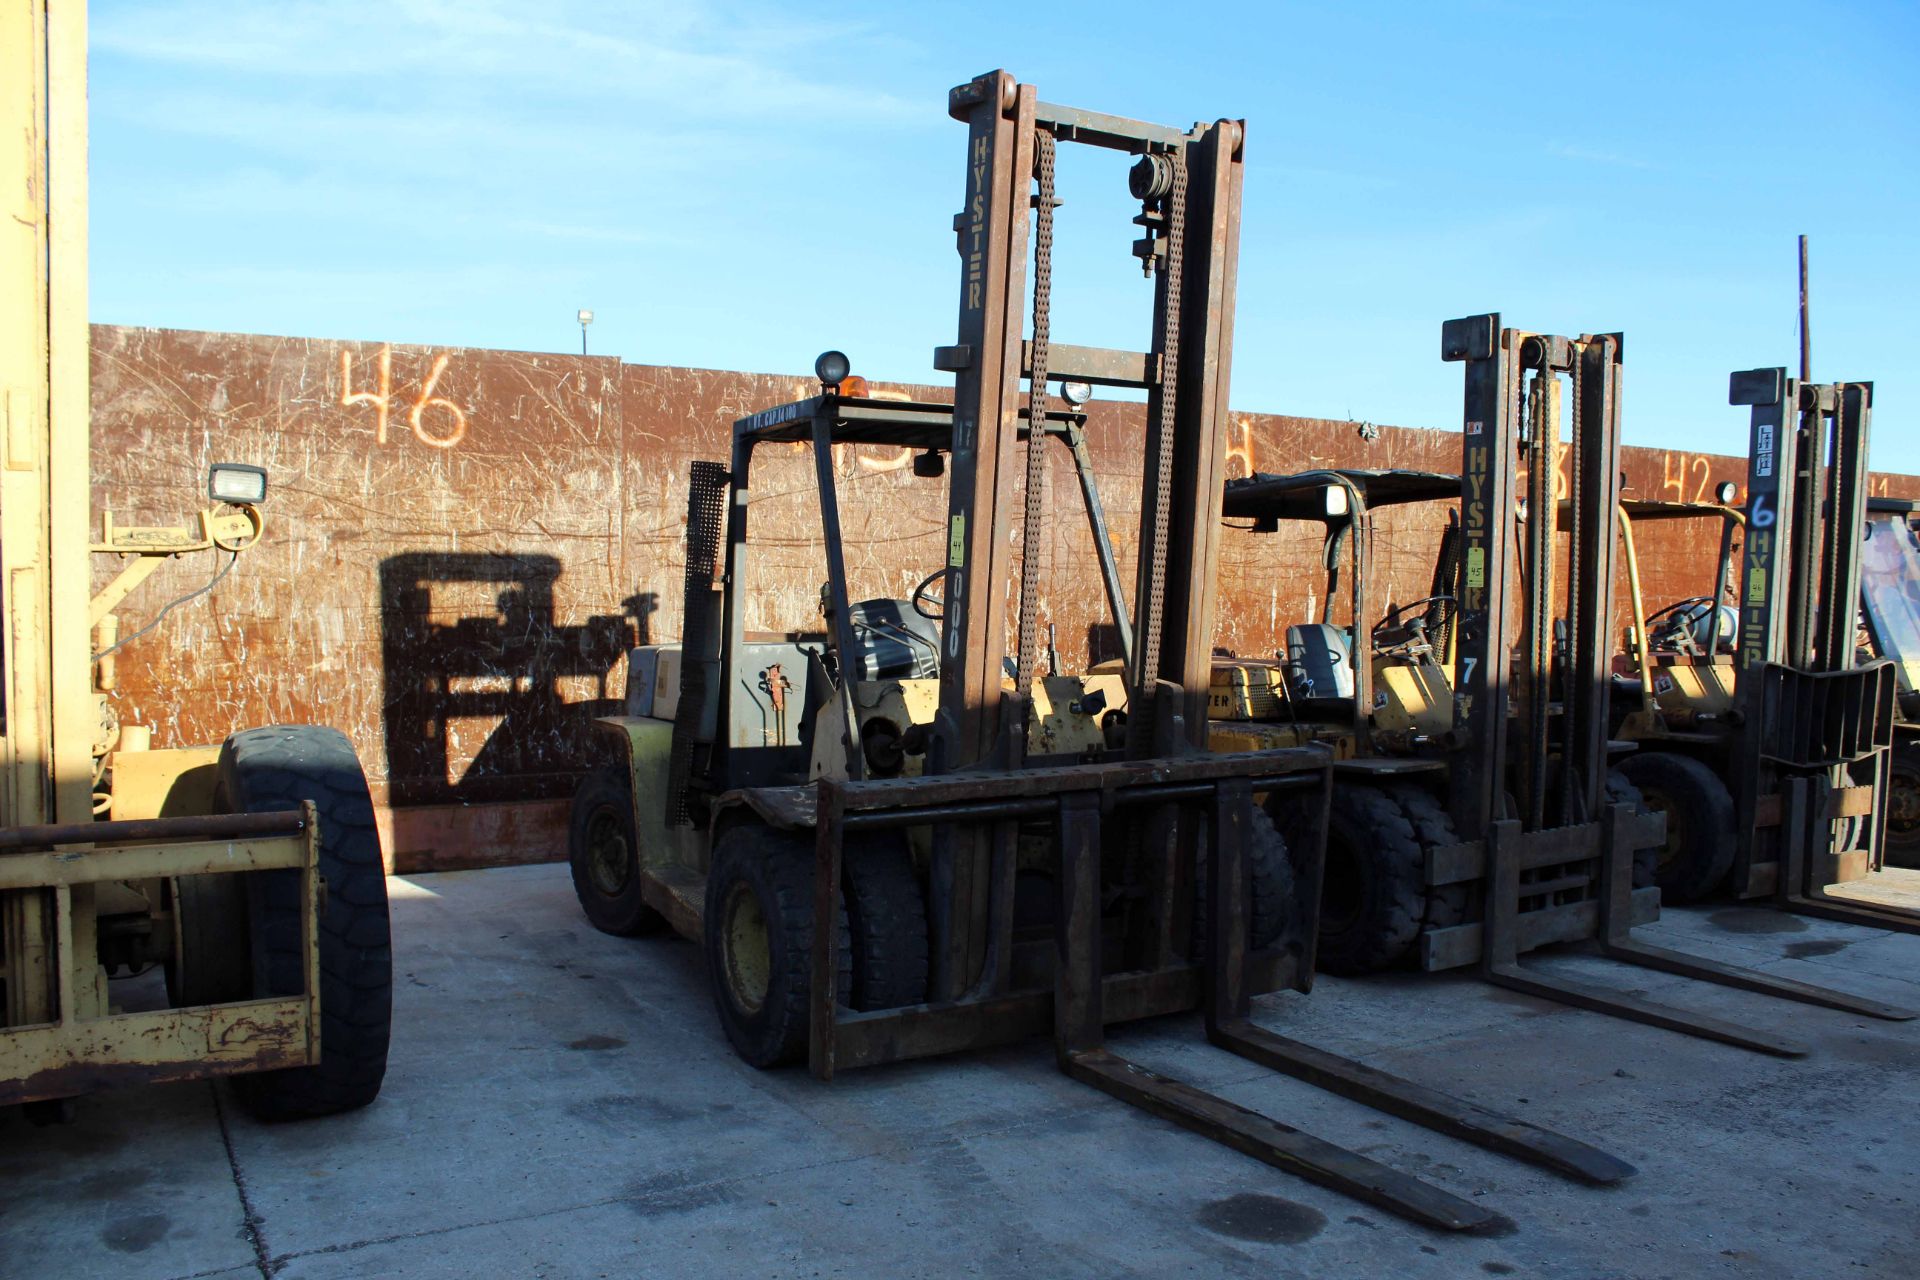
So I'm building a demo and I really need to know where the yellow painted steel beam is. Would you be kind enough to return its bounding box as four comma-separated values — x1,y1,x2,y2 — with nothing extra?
2,998,319,1107
0,832,312,891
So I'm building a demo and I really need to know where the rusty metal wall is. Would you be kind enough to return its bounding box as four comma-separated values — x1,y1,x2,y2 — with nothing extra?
88,326,1920,868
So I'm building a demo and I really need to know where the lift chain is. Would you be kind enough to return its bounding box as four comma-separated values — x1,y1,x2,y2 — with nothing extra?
1561,341,1584,826
1016,129,1057,699
1128,150,1187,752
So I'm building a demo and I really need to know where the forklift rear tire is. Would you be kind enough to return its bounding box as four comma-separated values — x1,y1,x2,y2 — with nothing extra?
1615,751,1736,904
843,835,929,1011
1315,785,1425,975
1603,770,1662,891
568,764,668,937
704,824,851,1068
218,726,393,1121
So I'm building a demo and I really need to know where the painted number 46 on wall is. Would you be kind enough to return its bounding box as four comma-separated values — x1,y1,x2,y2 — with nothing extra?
339,343,469,448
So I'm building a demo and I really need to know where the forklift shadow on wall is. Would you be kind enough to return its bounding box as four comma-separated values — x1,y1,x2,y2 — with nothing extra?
377,553,648,807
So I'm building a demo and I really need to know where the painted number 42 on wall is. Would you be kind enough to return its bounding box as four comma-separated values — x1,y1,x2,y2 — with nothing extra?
339,344,469,448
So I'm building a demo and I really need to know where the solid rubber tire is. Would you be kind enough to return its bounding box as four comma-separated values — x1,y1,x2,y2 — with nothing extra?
1314,784,1426,975
1603,769,1663,892
1887,742,1920,869
1615,751,1737,903
567,764,668,937
1192,807,1298,957
1385,783,1473,933
219,726,392,1121
842,834,929,1011
703,825,851,1068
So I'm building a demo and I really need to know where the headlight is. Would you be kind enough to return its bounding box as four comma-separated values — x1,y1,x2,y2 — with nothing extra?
1059,380,1093,407
1715,481,1738,504
208,462,268,505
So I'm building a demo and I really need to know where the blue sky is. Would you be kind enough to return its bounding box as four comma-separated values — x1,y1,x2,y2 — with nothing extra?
89,1,1918,470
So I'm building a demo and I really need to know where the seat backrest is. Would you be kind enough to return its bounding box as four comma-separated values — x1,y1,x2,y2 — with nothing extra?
846,598,942,681
1286,623,1355,699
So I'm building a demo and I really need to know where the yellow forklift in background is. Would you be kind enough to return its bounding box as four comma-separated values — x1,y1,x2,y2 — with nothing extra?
2,0,391,1121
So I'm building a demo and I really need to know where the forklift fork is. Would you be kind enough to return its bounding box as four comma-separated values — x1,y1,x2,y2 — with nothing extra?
1053,778,1634,1232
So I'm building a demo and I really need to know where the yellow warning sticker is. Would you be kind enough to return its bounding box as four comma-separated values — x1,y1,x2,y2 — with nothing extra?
949,514,966,567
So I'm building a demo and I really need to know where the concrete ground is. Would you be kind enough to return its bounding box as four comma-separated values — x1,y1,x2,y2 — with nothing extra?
3,865,1917,1280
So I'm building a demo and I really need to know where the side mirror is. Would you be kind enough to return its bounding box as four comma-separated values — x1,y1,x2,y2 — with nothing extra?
209,462,268,506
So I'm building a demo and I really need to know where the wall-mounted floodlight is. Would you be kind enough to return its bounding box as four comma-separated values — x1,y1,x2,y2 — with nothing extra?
1323,484,1350,518
208,462,268,506
578,308,594,355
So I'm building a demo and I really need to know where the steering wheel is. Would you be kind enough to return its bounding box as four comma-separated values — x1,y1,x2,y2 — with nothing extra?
1645,596,1715,629
911,567,951,621
1372,594,1456,640
1644,595,1720,654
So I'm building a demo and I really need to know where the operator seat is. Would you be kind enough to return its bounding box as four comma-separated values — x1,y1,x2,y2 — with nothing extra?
1286,623,1355,699
845,598,942,681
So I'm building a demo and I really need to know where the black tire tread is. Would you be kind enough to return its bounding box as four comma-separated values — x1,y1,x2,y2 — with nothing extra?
1193,808,1297,955
1317,784,1426,975
220,725,392,1121
704,825,851,1068
1615,750,1736,903
1385,784,1472,932
1604,769,1662,891
842,836,929,1011
1883,741,1920,868
568,764,668,937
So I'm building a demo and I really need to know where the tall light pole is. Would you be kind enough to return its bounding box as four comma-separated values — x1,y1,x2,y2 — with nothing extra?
577,308,594,356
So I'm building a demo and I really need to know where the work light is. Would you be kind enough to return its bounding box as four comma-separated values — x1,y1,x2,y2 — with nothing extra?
208,462,268,506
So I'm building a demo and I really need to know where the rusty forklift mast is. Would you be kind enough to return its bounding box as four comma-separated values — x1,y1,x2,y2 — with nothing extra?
1724,370,1918,931
1437,316,1906,1053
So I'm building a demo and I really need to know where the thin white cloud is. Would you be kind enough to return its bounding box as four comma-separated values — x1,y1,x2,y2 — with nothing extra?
92,0,918,120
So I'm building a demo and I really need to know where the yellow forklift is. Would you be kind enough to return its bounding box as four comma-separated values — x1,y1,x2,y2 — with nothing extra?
1610,371,1920,930
2,0,391,1121
566,72,1645,1231
1859,494,1920,865
1205,316,1909,1050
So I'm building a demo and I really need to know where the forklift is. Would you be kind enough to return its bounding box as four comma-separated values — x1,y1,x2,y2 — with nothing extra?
1859,494,1920,865
1611,371,1919,932
569,72,1643,1232
1206,316,1907,1053
2,0,391,1121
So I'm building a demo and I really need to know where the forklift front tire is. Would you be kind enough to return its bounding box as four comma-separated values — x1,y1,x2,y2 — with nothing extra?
1312,785,1425,975
568,765,667,937
704,825,850,1068
218,726,393,1121
843,835,929,1011
1884,743,1920,869
1603,770,1662,891
1615,751,1736,903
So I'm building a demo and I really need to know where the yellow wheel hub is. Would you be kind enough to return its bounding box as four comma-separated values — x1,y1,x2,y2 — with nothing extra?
721,881,772,1014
